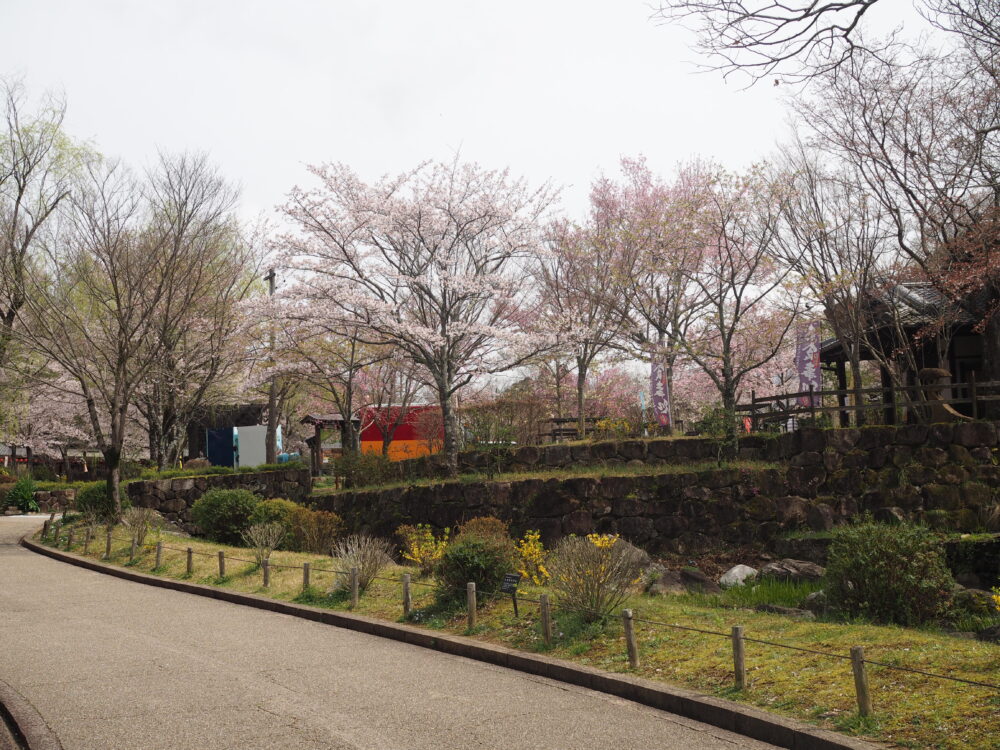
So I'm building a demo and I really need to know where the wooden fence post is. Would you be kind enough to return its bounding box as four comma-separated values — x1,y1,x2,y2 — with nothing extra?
42,520,50,540
218,550,225,578
540,594,553,646
66,528,75,550
622,609,639,669
732,626,746,690
349,566,359,608
155,541,163,568
104,529,112,560
302,562,310,590
402,573,411,618
83,526,92,555
52,521,61,545
129,539,136,561
186,547,193,576
851,646,873,717
467,582,477,630
262,558,270,587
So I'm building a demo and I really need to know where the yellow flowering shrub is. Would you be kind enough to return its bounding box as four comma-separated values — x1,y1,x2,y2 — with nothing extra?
516,530,550,585
397,523,449,576
550,533,647,622
992,587,1000,612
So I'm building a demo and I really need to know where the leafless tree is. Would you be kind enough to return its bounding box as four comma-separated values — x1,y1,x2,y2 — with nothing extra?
0,82,76,371
770,139,896,421
135,152,260,469
18,159,191,515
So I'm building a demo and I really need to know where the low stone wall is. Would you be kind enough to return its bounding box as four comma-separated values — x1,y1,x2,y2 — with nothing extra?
128,468,312,528
34,489,76,513
319,422,1000,553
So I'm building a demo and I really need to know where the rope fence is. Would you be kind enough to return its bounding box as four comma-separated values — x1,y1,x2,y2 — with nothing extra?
39,520,1000,716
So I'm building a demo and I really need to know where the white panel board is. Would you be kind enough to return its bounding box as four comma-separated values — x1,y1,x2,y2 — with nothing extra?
236,424,268,469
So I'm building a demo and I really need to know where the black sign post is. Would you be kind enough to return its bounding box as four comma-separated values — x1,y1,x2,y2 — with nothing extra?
501,573,521,617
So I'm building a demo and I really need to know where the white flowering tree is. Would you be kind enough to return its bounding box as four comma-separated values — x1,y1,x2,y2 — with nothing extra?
281,159,556,472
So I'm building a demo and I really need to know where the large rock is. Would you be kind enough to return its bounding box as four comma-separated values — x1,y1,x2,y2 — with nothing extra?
954,422,998,448
680,567,722,594
759,558,826,582
644,567,687,596
975,624,1000,644
719,564,758,588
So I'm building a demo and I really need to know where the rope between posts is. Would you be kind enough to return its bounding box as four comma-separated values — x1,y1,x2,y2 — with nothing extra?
52,529,1000,692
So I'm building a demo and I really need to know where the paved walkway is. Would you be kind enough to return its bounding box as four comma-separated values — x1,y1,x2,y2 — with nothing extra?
0,517,779,750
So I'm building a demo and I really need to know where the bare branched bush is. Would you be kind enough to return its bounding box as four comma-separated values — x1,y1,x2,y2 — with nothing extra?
242,522,286,566
549,534,647,622
331,534,393,593
121,507,161,548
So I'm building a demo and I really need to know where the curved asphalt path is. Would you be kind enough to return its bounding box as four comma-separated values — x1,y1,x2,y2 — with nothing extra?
0,517,779,750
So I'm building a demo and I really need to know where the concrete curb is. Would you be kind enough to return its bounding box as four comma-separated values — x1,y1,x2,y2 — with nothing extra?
0,678,63,750
21,535,877,750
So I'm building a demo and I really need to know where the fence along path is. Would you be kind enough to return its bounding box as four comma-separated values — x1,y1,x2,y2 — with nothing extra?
43,522,1000,722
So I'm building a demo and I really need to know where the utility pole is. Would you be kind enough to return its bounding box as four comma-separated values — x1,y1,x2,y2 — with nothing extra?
264,269,278,464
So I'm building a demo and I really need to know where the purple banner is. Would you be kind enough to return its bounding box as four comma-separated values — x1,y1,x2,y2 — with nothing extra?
650,362,671,427
795,321,822,406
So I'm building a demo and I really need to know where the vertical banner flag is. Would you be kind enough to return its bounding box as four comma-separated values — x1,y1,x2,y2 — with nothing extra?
795,321,822,406
651,362,671,427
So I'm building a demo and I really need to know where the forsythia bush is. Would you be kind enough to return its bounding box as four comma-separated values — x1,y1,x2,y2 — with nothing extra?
515,529,550,585
549,533,646,622
397,523,450,576
992,587,1000,612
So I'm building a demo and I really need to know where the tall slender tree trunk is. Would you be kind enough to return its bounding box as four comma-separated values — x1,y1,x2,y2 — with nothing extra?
437,385,459,476
576,364,587,438
849,353,865,427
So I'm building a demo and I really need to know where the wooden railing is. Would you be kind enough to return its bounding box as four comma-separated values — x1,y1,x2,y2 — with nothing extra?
736,377,1000,431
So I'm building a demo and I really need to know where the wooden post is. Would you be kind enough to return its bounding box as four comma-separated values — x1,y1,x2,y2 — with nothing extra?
155,541,163,569
302,562,310,590
402,573,411,618
809,385,816,423
66,528,75,550
42,519,50,540
104,528,112,559
83,526,92,554
732,626,746,690
467,582,477,630
622,609,639,669
851,646,873,717
970,371,979,419
218,550,225,578
540,593,553,645
52,521,61,545
186,547,193,576
262,558,270,587
350,566,359,608
129,539,137,561
750,389,756,432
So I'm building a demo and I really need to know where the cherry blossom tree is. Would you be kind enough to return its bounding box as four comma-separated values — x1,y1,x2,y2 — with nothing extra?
280,158,556,473
532,217,629,437
679,167,801,438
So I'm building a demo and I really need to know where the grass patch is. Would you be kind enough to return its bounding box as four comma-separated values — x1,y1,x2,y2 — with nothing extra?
40,521,1000,750
311,460,780,497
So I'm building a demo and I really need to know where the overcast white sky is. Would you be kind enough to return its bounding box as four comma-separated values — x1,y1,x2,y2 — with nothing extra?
0,1,905,221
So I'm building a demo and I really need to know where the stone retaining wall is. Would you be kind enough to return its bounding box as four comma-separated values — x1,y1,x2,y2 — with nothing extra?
128,468,312,528
319,422,1000,553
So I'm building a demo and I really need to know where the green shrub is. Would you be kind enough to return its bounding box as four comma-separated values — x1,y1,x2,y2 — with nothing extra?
30,464,59,482
434,535,515,606
7,477,38,513
75,482,129,523
191,489,260,544
248,498,300,547
457,516,513,546
334,452,397,488
237,460,307,474
290,507,343,553
826,517,955,625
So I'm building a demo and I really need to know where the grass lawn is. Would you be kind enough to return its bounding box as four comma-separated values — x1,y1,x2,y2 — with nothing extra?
311,459,780,496
41,521,1000,750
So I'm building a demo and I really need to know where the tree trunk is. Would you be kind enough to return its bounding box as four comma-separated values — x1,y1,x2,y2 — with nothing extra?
104,447,122,521
849,354,866,427
576,365,587,438
266,379,278,464
438,387,459,476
